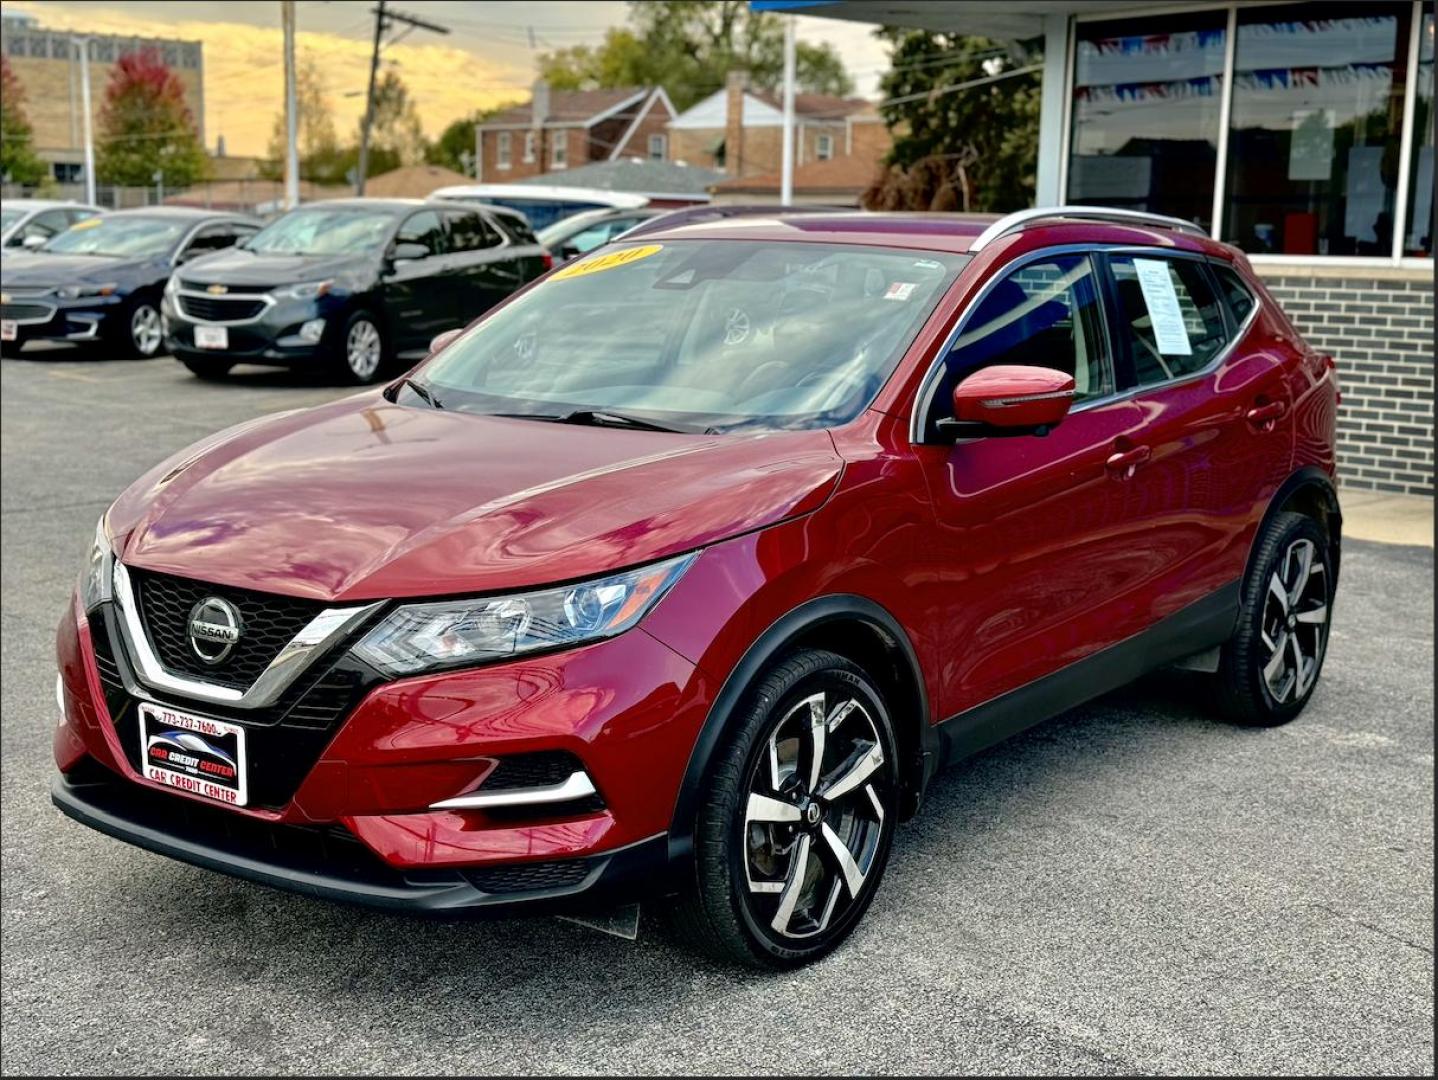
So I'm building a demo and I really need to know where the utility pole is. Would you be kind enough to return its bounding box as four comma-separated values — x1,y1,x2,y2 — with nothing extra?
780,16,796,206
282,0,300,209
356,4,448,195
76,37,96,205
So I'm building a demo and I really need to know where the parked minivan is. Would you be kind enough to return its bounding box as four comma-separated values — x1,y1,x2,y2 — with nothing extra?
163,199,549,383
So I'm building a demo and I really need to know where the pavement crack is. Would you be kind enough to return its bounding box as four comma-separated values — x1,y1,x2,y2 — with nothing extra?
1309,902,1435,954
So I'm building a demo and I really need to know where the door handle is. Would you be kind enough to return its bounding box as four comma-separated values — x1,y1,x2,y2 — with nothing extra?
1246,400,1287,431
1105,445,1151,479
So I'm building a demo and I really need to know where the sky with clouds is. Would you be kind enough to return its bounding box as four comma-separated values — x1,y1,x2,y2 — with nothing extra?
7,1,891,157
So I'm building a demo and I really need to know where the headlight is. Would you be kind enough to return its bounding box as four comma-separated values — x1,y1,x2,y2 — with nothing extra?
274,280,333,301
164,275,179,296
352,554,695,677
57,282,118,299
78,516,112,612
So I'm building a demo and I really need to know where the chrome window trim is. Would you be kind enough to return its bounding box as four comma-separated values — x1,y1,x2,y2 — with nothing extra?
174,290,277,326
429,771,597,811
909,244,1263,444
110,559,381,709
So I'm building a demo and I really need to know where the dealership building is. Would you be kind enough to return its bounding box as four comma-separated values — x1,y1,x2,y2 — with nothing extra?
762,0,1434,496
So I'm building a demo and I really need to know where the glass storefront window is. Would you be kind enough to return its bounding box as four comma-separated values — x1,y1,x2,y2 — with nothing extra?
1222,3,1417,256
1405,8,1435,256
1067,12,1229,230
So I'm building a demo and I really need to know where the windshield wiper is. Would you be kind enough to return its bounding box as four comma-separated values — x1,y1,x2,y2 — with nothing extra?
396,377,443,409
495,409,684,433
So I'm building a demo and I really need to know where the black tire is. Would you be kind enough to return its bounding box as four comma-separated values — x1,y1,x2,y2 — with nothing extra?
1212,511,1334,726
666,649,900,969
181,356,234,380
331,310,386,385
0,337,24,358
107,297,164,358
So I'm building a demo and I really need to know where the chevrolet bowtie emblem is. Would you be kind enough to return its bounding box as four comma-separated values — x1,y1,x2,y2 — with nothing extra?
206,283,228,295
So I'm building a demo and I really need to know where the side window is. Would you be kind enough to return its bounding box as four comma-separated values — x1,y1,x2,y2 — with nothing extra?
565,223,614,254
445,211,499,251
396,211,445,256
938,254,1113,417
67,208,99,227
1211,262,1257,325
21,210,68,243
1109,255,1227,387
182,224,243,257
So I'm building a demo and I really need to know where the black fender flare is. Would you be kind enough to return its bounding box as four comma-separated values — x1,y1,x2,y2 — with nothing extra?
1245,466,1343,593
665,594,934,868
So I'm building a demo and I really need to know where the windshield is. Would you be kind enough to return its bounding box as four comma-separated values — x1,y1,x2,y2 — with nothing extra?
417,240,965,433
44,216,185,258
0,208,23,231
244,207,395,256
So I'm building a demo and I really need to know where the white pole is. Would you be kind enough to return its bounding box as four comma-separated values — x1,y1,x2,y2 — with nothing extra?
77,37,96,205
780,15,796,206
282,0,300,209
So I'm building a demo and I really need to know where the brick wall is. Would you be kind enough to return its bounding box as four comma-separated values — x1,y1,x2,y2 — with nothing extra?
1258,269,1434,497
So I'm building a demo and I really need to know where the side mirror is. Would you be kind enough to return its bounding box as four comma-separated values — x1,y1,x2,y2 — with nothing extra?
940,365,1075,440
558,243,581,261
389,241,430,265
21,234,46,250
429,328,462,355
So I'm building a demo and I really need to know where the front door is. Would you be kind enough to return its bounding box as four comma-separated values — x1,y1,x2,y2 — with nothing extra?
382,210,451,354
914,251,1157,718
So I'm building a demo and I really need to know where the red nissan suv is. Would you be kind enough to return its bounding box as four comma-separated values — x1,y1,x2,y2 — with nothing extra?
53,208,1341,968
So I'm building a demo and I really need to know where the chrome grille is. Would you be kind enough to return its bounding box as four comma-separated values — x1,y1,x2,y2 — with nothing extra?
176,293,268,322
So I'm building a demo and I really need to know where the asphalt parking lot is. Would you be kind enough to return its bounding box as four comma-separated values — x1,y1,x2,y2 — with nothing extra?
1,347,1433,1076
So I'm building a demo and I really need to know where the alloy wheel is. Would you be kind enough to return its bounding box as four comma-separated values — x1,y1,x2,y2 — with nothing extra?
131,305,162,356
1259,537,1328,704
741,689,891,941
346,319,382,380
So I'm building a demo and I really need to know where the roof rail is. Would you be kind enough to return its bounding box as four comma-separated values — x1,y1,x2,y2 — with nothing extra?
968,206,1209,252
619,202,851,240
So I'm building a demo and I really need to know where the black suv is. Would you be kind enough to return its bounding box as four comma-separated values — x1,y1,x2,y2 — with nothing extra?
163,199,550,383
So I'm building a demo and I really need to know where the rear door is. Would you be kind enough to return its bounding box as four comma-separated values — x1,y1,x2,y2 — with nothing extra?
442,208,523,323
1099,250,1294,624
381,209,450,354
914,250,1151,716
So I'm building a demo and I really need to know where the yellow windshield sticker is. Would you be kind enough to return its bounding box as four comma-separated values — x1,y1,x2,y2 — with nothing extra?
551,243,662,281
69,217,104,230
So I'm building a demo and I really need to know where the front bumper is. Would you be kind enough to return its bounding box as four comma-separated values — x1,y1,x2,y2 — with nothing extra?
54,591,709,914
1,294,122,343
52,763,669,914
162,292,333,365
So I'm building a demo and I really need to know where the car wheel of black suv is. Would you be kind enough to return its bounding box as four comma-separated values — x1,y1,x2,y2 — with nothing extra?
334,310,387,385
107,298,164,358
1212,511,1334,726
0,336,24,358
668,649,900,969
181,356,234,380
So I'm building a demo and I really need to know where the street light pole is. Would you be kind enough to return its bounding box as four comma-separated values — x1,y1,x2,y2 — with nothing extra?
282,0,300,209
780,16,796,207
76,36,96,205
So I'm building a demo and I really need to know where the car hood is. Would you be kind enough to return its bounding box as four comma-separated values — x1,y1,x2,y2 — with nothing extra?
108,394,843,602
180,247,361,286
1,253,147,287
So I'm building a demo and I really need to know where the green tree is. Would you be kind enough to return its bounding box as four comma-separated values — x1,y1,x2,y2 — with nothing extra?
863,31,1041,213
425,105,514,174
262,53,344,183
1,55,48,186
537,0,854,111
363,69,426,168
95,47,207,187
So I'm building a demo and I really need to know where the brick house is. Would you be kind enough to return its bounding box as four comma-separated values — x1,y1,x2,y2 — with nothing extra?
475,84,676,183
668,72,876,180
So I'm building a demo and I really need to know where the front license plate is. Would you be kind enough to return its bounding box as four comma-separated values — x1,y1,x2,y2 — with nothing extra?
139,702,248,806
194,324,228,350
0,320,16,341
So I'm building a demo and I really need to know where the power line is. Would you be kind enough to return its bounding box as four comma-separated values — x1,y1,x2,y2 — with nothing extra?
357,4,449,194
